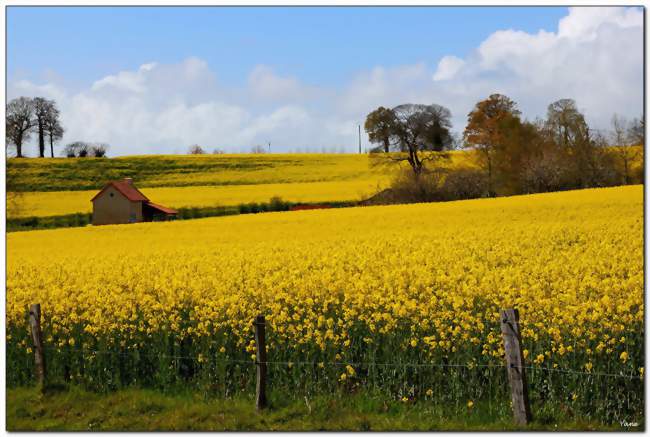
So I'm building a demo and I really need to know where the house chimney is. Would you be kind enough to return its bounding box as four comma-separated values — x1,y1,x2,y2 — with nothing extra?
124,177,133,185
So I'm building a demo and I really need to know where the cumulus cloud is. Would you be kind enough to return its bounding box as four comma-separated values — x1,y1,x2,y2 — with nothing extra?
432,56,465,81
7,7,642,156
91,63,156,93
342,6,642,134
446,6,643,128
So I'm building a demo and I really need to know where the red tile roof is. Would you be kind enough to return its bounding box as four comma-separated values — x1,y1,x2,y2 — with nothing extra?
145,202,178,215
91,180,149,202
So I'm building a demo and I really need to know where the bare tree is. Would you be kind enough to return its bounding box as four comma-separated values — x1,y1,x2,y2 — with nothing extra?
251,145,266,154
63,141,90,158
545,99,588,149
610,114,639,185
188,144,206,154
90,143,109,157
627,117,644,145
33,97,56,158
44,101,64,158
6,97,35,158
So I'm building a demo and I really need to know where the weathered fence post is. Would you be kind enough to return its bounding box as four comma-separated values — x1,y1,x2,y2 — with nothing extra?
253,315,267,410
500,308,531,426
29,303,46,391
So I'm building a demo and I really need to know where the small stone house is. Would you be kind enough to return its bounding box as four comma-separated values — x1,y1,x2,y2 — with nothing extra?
91,178,178,225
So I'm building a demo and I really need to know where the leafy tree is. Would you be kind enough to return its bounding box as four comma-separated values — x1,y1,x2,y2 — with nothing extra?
364,106,397,153
380,103,453,176
6,97,35,158
463,94,521,196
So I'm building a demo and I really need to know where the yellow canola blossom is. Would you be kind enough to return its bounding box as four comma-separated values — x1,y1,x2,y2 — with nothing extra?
6,185,643,382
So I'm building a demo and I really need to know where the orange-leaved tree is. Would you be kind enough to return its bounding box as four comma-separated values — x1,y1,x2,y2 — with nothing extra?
463,94,522,196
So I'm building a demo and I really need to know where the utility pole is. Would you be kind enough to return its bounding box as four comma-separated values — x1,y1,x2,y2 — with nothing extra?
358,124,361,154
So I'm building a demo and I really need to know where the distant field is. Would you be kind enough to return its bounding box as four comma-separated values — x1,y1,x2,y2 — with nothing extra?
7,153,398,192
7,148,639,193
10,179,388,218
7,152,467,218
7,148,641,219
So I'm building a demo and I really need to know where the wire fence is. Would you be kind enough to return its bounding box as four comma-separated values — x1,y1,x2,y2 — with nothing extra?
9,305,644,427
40,346,642,380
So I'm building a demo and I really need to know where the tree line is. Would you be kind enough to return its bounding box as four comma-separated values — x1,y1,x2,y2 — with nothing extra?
6,97,64,158
6,96,110,158
365,95,643,202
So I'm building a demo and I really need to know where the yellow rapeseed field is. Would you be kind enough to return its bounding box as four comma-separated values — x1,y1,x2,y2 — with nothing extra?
6,151,471,218
10,179,389,218
6,185,643,420
7,151,471,191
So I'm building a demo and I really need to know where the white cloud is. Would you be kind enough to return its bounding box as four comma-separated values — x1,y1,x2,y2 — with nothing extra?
444,6,644,128
557,6,642,40
7,7,642,156
432,56,465,81
91,62,156,93
13,79,66,102
340,63,430,115
248,65,308,101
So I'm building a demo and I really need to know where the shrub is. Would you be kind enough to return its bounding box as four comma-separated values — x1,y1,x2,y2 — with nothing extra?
269,196,289,211
440,168,488,200
91,143,109,158
382,168,446,204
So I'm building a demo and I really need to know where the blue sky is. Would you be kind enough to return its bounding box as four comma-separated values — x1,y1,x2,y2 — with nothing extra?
8,7,568,87
6,6,643,156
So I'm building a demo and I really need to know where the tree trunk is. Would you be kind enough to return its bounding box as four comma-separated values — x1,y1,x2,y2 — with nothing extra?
38,122,45,158
383,138,390,153
49,134,54,158
407,147,422,177
487,155,495,197
16,131,23,158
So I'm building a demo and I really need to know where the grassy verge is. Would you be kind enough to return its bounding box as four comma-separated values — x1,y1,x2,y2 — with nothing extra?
6,200,357,232
6,386,627,431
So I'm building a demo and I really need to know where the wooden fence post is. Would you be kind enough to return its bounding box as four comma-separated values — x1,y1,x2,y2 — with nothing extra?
253,315,267,410
29,303,46,391
500,308,531,426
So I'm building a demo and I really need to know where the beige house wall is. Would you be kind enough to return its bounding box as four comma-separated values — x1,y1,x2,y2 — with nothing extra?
92,186,143,225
